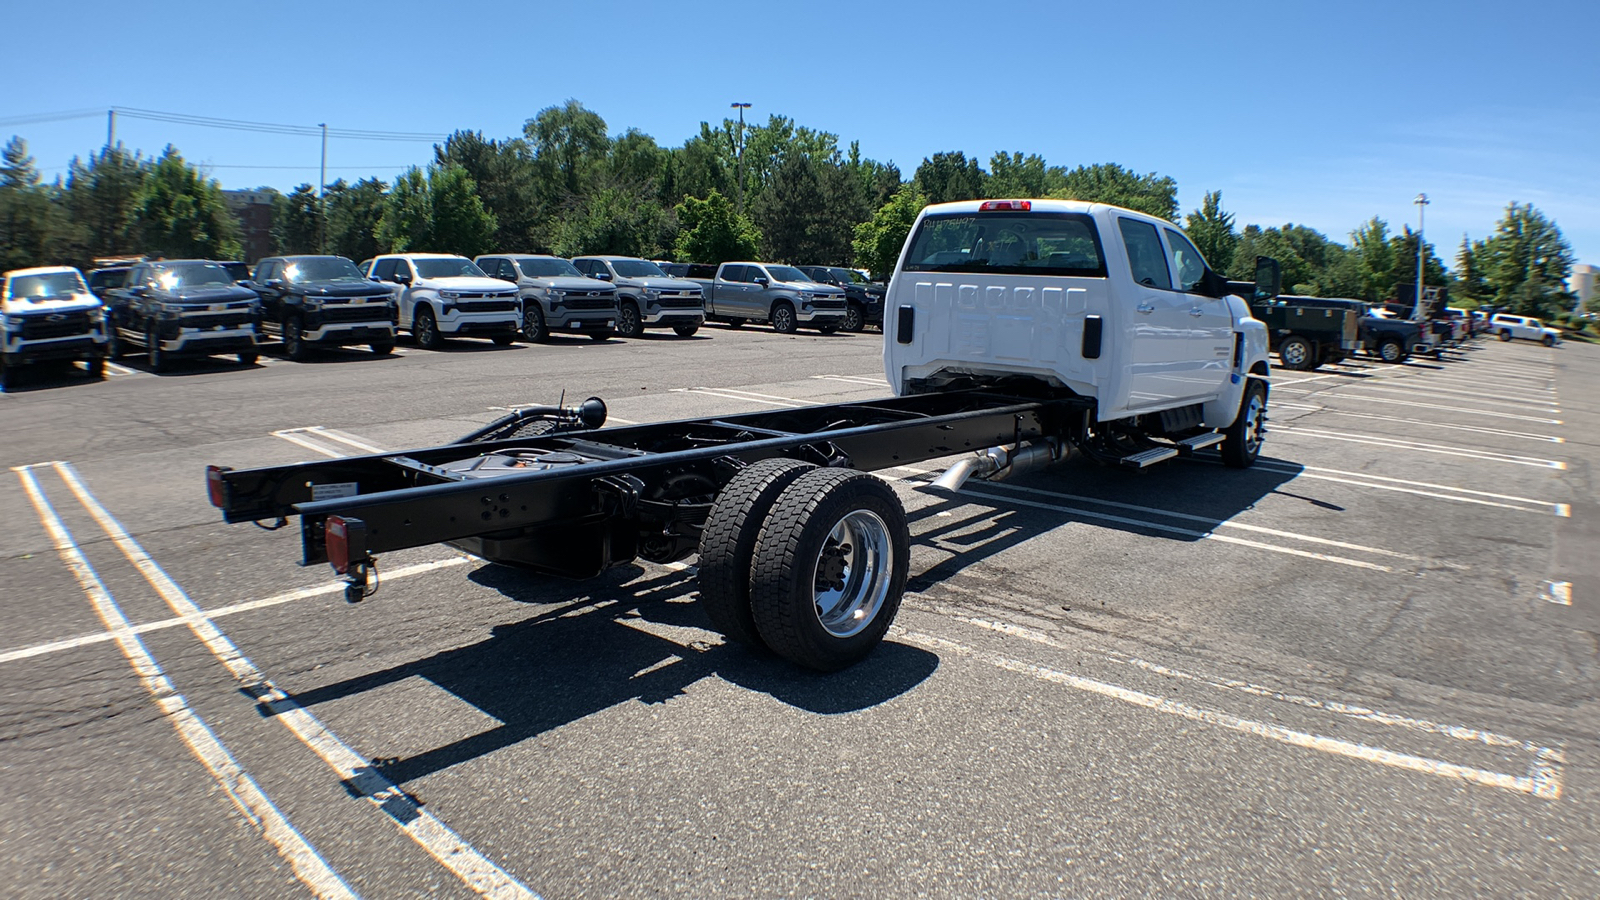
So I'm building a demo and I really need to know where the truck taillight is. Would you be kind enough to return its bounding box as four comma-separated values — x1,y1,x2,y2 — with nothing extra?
979,200,1031,211
326,516,352,575
206,465,227,508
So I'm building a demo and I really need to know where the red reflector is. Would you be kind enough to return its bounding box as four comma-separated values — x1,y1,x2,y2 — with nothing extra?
206,466,226,508
979,199,1031,211
326,516,351,575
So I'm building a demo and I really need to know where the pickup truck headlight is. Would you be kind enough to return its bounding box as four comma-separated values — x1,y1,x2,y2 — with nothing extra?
547,290,566,308
440,291,460,300
642,288,660,299
798,291,814,301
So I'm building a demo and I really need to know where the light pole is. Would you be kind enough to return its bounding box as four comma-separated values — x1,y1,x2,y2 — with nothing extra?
730,102,751,216
1413,193,1429,315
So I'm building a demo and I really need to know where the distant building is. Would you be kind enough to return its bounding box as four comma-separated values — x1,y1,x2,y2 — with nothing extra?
224,190,275,264
1573,264,1598,311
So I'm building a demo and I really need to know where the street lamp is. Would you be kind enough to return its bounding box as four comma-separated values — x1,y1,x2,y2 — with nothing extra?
731,102,751,215
1413,193,1429,315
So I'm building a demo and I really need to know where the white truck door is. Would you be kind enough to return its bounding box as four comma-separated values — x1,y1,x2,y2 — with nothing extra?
1164,227,1234,396
1115,217,1192,408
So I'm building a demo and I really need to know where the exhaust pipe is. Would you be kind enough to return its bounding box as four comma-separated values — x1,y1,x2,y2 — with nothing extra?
930,438,1067,492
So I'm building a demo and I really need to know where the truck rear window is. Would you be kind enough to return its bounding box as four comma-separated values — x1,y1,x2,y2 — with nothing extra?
902,212,1106,278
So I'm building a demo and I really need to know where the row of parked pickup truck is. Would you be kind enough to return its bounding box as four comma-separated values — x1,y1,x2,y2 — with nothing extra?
0,252,894,386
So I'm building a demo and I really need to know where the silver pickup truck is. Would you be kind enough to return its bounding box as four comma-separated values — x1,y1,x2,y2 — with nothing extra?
691,262,848,334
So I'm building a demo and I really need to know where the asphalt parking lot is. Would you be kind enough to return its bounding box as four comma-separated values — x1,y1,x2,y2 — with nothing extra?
2,327,1597,898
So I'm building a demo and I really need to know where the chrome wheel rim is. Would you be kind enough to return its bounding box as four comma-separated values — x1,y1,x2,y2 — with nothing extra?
417,313,435,344
811,510,893,638
845,306,863,331
524,309,543,340
1380,342,1401,362
1283,341,1307,366
619,306,638,335
775,308,793,332
1243,392,1266,455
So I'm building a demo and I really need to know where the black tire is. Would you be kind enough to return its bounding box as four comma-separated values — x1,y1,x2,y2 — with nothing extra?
589,330,612,342
1377,337,1406,363
672,322,700,337
84,356,106,379
492,334,517,346
522,304,548,342
617,302,643,338
1542,334,1556,347
370,341,394,355
1221,379,1267,469
0,359,16,391
771,302,797,334
1277,335,1315,370
697,458,818,649
1498,329,1512,342
843,303,865,333
237,351,258,366
146,327,168,373
284,315,311,361
413,305,444,350
749,468,910,671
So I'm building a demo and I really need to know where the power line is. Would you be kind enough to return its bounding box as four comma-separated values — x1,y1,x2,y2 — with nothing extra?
112,107,446,142
0,108,105,128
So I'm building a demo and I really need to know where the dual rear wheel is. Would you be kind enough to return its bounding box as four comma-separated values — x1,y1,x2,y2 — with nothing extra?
698,459,910,671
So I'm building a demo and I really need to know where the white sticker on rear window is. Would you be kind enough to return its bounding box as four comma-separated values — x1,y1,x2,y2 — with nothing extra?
311,482,359,501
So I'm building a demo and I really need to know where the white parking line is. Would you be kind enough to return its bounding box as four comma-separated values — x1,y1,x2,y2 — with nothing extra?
48,462,540,900
1545,581,1573,605
1274,427,1566,469
12,465,359,900
0,557,474,666
1277,391,1561,425
1312,380,1560,409
271,428,349,458
899,629,1562,799
811,374,890,386
105,361,138,376
1267,405,1564,444
668,387,803,407
1251,462,1570,517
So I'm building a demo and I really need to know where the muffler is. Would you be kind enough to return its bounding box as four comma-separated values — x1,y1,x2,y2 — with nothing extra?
930,438,1067,492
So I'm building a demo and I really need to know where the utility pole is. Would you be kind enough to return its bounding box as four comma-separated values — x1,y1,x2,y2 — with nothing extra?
730,102,751,216
1413,193,1429,316
318,123,328,253
106,108,115,151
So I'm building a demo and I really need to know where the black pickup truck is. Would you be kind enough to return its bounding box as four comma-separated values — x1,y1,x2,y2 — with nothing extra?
1249,294,1363,370
796,265,885,332
102,259,262,371
243,256,397,360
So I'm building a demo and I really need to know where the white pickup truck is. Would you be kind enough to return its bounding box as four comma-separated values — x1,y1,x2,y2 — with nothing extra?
885,198,1278,470
362,254,521,349
1,266,109,389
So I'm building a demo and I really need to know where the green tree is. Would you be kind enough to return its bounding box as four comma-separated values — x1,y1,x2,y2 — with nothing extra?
271,184,320,255
60,145,150,264
1051,163,1178,220
753,152,829,262
375,167,432,252
525,100,611,205
912,152,986,204
550,187,667,258
427,164,497,258
1348,216,1396,302
986,152,1064,198
1388,225,1447,298
436,130,541,252
0,136,61,270
674,189,760,263
1184,190,1237,273
1478,202,1574,316
134,146,242,260
324,178,387,264
852,185,927,280
1454,236,1488,306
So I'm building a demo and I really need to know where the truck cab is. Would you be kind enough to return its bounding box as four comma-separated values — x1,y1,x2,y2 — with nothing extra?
362,254,520,350
475,254,618,343
884,199,1278,466
1,266,109,389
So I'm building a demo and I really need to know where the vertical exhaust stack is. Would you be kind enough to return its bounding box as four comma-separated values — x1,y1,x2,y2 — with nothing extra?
930,439,1067,492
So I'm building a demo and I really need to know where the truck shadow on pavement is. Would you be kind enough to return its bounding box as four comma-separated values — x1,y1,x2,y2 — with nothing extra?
285,562,938,787
897,455,1306,593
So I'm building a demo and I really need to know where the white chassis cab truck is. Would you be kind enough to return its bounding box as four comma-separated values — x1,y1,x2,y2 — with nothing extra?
885,199,1277,477
207,200,1280,674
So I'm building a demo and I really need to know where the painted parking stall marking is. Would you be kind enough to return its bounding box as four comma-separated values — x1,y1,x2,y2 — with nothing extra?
12,463,360,900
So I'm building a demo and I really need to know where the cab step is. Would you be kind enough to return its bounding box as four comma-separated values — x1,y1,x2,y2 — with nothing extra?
1119,447,1179,469
1174,432,1225,455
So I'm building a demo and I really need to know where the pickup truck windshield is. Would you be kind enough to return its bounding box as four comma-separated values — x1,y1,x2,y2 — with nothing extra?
7,271,87,299
827,267,867,284
517,258,584,278
155,264,234,289
414,258,486,279
611,260,667,278
765,265,811,283
284,258,365,283
903,212,1107,278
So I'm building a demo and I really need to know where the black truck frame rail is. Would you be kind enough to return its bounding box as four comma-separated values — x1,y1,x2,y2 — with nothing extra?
209,388,1092,594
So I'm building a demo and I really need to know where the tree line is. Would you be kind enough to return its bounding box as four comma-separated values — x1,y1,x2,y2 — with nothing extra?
0,101,1581,317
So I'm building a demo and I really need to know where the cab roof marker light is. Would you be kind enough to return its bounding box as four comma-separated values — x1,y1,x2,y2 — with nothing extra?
979,200,1032,212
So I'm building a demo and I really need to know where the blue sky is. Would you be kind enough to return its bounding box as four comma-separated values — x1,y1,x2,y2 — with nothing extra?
7,0,1598,271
